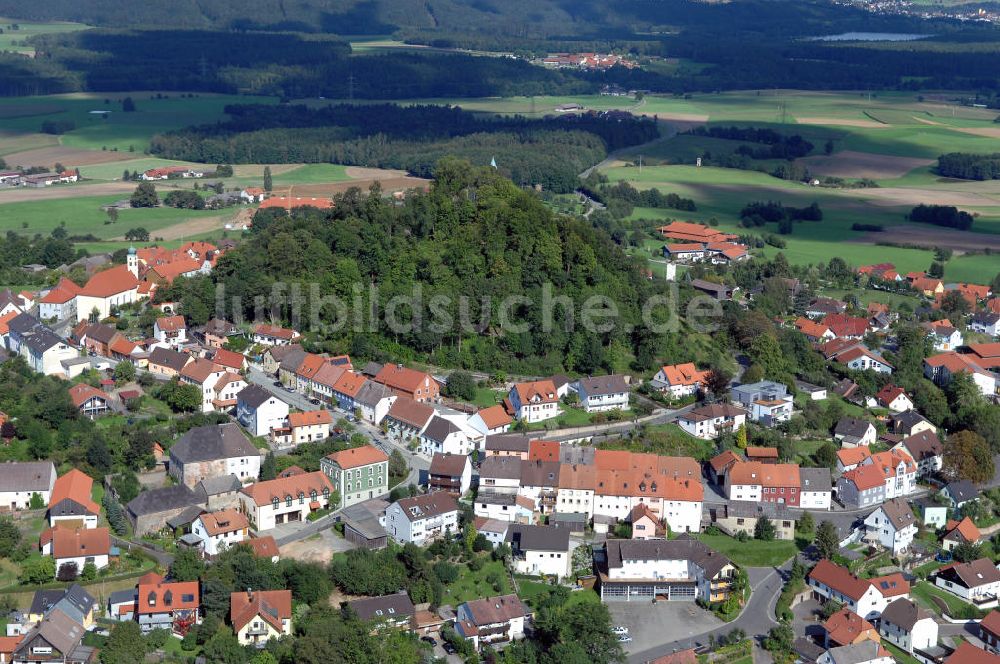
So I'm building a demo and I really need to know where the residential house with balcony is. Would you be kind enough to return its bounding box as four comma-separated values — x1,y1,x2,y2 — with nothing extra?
384,492,460,546
576,375,630,413
518,460,561,514
137,574,200,636
598,536,737,603
238,472,334,531
878,598,937,656
383,398,435,444
731,381,793,426
506,524,571,578
68,383,111,420
455,594,528,652
236,385,289,437
676,403,747,440
649,363,709,398
271,410,333,448
473,492,534,523
807,560,909,620
556,463,597,518
230,589,291,646
320,445,389,509
935,558,1000,608
894,430,942,477
971,312,1000,338
428,453,472,496
863,498,916,555
836,448,916,508
508,380,561,423
190,509,249,557
153,315,187,349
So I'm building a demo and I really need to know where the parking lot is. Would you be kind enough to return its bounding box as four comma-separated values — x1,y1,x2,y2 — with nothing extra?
606,600,725,654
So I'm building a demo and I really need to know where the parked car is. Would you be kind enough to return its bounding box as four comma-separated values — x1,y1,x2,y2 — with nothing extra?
273,381,282,388
442,643,456,654
420,636,437,646
309,397,321,405
618,635,632,643
612,626,629,636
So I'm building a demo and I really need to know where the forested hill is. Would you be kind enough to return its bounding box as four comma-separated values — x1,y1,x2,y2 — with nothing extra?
168,161,709,376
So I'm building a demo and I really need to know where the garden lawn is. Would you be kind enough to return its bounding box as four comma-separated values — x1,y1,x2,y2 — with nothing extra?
440,558,511,606
472,387,506,408
881,641,921,664
695,534,799,567
910,581,977,617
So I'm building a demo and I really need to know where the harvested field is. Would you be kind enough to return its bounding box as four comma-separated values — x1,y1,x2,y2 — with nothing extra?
111,213,233,241
795,116,887,128
0,181,135,204
849,223,1000,253
852,186,1000,208
3,145,137,169
799,150,933,179
344,166,411,179
0,103,67,119
0,131,58,156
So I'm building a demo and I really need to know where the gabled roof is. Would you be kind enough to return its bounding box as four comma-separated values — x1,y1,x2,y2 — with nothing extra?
41,526,110,559
79,264,138,298
835,417,873,440
422,415,462,443
709,450,741,474
809,560,887,601
354,379,394,408
512,379,559,405
170,423,257,464
196,509,249,536
981,609,1000,638
126,484,203,516
375,364,435,393
385,397,435,429
68,383,108,409
837,446,871,468
13,608,85,659
945,480,978,503
180,357,224,384
474,404,513,429
876,497,915,531
880,597,930,631
288,410,333,428
899,430,941,462
506,524,569,552
944,517,981,545
347,591,415,623
49,469,99,516
799,467,832,492
824,642,892,664
137,578,199,615
237,384,279,409
938,558,1000,589
461,594,527,626
577,374,629,397
208,348,245,371
331,370,367,397
945,641,1000,664
148,347,190,372
0,461,56,493
822,607,875,646
247,536,279,559
254,323,299,340
394,492,459,522
325,445,388,470
155,315,186,332
240,471,333,507
605,536,732,578
658,362,709,387
429,453,469,477
876,384,908,407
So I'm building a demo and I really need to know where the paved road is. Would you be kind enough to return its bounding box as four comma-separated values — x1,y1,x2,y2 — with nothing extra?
246,366,318,412
626,564,787,664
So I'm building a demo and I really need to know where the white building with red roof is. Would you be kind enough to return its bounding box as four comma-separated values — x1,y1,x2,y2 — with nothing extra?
152,315,187,349
238,471,334,531
508,380,560,423
807,559,910,620
74,257,140,323
836,448,917,508
650,362,710,398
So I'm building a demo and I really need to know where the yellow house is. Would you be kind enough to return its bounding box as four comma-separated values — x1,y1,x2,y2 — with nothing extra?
231,589,292,646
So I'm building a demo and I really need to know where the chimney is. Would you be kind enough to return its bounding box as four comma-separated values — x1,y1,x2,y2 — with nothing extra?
247,588,253,601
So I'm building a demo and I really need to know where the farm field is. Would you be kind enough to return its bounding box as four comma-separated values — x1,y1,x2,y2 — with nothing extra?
0,17,88,55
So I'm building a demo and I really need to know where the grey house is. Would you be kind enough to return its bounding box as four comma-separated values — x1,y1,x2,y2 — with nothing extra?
126,484,207,536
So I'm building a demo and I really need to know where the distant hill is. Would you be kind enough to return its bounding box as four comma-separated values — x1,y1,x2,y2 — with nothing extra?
0,0,601,36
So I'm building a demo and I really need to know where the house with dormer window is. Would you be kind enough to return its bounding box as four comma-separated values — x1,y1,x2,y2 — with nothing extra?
508,380,561,423
238,472,334,531
136,573,200,636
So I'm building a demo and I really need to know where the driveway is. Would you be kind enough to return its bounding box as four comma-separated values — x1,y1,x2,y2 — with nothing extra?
279,528,354,562
608,601,725,655
626,565,786,664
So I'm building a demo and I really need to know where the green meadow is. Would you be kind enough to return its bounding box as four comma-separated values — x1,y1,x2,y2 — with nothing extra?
0,18,89,56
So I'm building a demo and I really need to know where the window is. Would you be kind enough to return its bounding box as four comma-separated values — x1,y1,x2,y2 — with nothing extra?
311,490,317,501
323,488,330,499
285,496,292,507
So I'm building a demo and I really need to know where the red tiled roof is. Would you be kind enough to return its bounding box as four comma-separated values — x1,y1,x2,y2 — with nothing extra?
658,362,709,387
513,379,559,405
247,536,279,559
288,410,333,428
231,589,291,632
259,196,333,210
946,641,1000,664
137,578,199,615
823,607,877,646
50,469,99,515
41,526,110,559
325,445,388,470
944,517,981,545
240,471,333,506
331,371,367,398
528,440,560,462
197,509,249,536
68,383,108,410
211,348,245,371
837,446,871,467
155,315,186,332
79,265,138,298
254,323,298,340
476,404,512,429
375,364,435,394
794,317,832,340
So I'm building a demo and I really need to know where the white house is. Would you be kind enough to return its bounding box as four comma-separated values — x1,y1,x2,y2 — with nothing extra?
6,314,78,376
575,375,630,413
454,594,527,652
40,527,111,576
863,498,916,556
354,380,397,425
970,312,1000,338
168,423,261,489
730,381,793,426
235,385,289,437
73,260,140,323
479,456,523,495
799,467,833,511
428,453,473,496
419,415,473,456
152,315,187,349
230,589,292,647
816,643,893,664
923,319,963,352
238,472,334,531
878,598,938,655
190,509,249,557
505,524,571,578
875,385,914,413
935,558,1000,608
467,404,513,436
0,461,56,510
836,449,917,509
508,380,560,423
179,358,228,412
650,362,709,398
807,560,910,620
474,492,534,523
893,430,943,477
834,418,877,448
383,493,460,546
676,403,747,440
